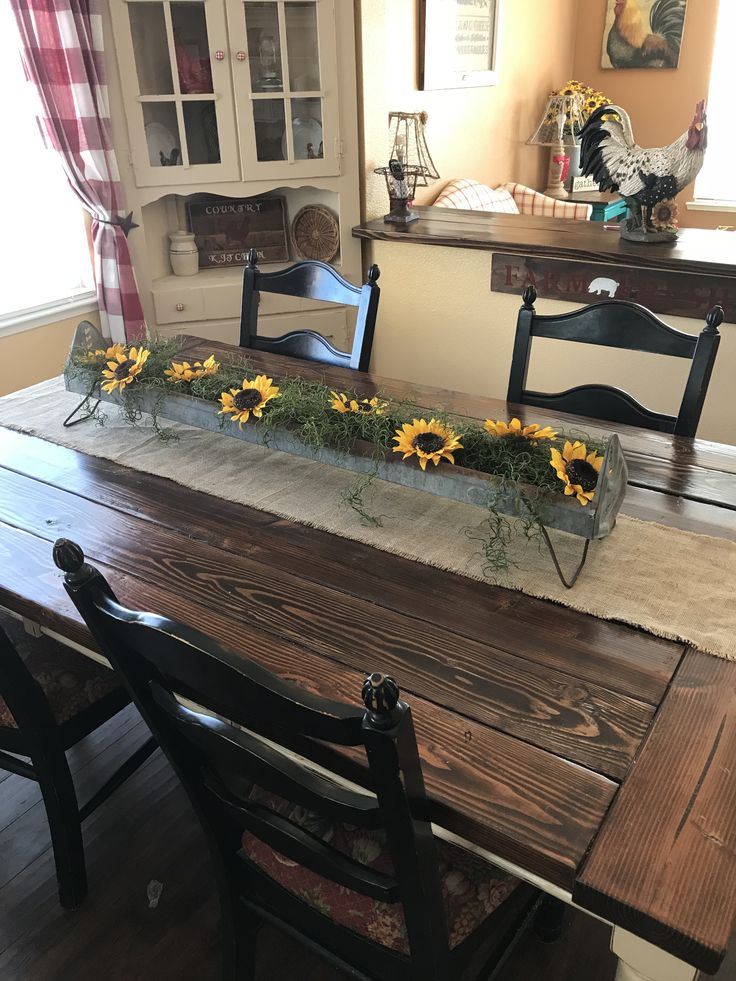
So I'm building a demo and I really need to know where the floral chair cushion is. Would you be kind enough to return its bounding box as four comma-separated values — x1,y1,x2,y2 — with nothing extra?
0,613,120,729
241,789,519,953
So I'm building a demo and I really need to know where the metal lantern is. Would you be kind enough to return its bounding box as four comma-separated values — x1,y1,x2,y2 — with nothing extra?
374,111,440,224
374,160,426,224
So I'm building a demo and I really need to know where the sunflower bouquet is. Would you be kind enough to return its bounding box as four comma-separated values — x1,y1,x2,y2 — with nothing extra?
556,79,614,129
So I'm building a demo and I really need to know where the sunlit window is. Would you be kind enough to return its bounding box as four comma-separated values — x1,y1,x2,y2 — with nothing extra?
0,2,94,323
695,0,736,204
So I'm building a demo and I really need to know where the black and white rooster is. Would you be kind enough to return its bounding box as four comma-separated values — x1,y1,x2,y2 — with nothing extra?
579,100,707,239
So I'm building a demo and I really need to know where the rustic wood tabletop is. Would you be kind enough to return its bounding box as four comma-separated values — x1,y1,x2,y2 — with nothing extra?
1,339,735,980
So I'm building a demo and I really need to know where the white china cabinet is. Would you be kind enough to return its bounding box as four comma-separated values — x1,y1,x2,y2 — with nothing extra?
105,0,361,344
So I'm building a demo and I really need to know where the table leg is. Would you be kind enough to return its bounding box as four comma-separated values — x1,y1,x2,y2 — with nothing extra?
611,928,698,981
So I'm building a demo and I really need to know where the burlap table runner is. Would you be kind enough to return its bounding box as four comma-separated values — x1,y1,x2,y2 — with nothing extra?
2,377,735,660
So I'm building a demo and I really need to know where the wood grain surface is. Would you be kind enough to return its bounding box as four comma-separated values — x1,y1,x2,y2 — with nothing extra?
352,207,736,283
3,343,736,969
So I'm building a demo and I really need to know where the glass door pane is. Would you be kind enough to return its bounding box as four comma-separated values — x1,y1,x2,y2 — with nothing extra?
129,3,174,95
284,2,320,91
116,0,239,182
245,2,284,92
171,3,214,94
230,0,339,176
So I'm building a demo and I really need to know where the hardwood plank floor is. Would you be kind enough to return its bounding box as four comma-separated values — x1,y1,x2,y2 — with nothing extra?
0,707,733,981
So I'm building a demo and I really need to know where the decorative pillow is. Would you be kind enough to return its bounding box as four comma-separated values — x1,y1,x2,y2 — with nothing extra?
241,788,519,953
433,179,520,215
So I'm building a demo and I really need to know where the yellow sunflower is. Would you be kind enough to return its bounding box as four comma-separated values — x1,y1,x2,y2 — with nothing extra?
484,418,558,441
101,346,150,394
329,391,388,415
218,375,280,427
164,354,219,384
81,342,125,364
651,199,679,231
550,440,603,506
393,418,463,471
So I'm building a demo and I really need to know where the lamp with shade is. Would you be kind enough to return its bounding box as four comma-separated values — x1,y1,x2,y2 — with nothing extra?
527,93,586,200
374,111,440,223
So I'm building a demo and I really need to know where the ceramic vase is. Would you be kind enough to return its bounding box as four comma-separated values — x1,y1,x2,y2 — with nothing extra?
169,231,199,276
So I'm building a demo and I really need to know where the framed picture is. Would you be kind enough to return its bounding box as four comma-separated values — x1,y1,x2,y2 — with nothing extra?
601,0,687,69
187,196,289,269
419,0,502,90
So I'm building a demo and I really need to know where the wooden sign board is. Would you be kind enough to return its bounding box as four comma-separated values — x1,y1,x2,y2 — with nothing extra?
491,254,735,323
187,196,288,269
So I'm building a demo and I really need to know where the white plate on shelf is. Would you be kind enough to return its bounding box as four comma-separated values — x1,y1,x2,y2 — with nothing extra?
145,122,180,167
281,116,323,161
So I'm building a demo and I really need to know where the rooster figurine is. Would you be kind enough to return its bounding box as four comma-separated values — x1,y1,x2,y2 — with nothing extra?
579,101,707,242
606,0,686,69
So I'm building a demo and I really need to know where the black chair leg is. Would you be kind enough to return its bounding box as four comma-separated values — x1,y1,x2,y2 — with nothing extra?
34,749,87,909
533,895,566,943
220,880,259,981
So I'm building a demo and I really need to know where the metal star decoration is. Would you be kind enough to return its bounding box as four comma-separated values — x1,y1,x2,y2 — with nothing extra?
113,212,139,237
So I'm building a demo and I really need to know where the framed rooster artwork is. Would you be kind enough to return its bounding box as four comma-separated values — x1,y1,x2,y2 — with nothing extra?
601,0,688,70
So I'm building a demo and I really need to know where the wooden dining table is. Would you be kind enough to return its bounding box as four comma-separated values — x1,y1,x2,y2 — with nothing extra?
1,338,736,981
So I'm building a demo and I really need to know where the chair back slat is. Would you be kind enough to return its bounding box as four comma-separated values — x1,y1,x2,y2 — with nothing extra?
529,301,698,357
150,682,382,829
240,251,380,371
507,286,723,438
523,384,677,433
53,542,452,973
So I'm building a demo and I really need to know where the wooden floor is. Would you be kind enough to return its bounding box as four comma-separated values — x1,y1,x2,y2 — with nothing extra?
0,706,733,981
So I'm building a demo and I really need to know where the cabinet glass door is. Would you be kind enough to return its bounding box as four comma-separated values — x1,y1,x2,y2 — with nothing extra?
112,0,240,186
227,0,340,177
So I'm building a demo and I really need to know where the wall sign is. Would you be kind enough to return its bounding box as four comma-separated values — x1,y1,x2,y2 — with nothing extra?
491,254,734,323
419,0,502,90
187,196,288,268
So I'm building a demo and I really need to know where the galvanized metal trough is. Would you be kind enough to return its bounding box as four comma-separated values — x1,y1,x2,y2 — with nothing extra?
64,322,628,586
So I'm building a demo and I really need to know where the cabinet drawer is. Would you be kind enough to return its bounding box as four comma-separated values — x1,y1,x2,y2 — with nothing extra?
201,282,323,320
152,289,205,325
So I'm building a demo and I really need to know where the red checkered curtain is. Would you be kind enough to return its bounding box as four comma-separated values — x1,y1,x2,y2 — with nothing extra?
10,0,145,343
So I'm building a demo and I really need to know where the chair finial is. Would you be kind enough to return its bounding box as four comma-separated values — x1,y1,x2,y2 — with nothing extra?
247,248,259,268
367,264,380,285
705,304,724,333
53,538,85,575
361,672,400,716
522,284,537,308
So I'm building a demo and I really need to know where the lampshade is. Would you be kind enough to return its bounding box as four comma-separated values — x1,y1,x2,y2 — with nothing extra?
527,92,586,148
387,111,439,186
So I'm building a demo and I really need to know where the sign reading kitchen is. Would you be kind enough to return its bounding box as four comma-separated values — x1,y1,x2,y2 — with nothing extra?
187,196,289,268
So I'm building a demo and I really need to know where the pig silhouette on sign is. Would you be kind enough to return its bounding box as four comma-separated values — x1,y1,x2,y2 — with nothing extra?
588,277,620,298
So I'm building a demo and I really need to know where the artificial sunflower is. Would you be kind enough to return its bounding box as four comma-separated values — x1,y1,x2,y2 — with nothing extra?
393,418,463,471
101,346,150,394
218,374,280,427
81,342,126,364
651,198,679,231
549,440,603,506
484,418,558,441
164,354,219,384
329,391,388,415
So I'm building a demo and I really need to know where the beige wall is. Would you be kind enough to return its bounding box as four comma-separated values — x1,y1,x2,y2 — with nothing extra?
368,241,734,445
572,0,725,228
0,310,101,397
357,0,580,219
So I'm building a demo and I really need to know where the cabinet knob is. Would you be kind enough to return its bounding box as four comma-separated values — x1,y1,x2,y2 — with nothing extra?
214,50,225,61
235,51,247,61
175,303,185,312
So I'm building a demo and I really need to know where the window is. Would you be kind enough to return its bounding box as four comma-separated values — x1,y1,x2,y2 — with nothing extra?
693,0,736,207
0,3,95,332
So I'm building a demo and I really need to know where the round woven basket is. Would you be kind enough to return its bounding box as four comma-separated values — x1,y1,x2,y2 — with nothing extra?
292,205,340,262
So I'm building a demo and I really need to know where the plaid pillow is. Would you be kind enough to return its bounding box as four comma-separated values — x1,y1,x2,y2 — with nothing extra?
433,179,520,214
502,183,592,221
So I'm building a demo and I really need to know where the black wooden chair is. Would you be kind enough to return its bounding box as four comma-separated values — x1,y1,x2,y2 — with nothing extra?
239,248,381,371
52,538,556,981
0,611,157,908
507,286,723,437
